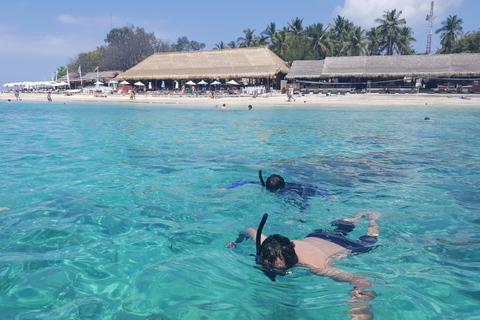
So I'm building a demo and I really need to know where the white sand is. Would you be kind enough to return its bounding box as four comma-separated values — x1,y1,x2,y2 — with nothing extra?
2,91,479,107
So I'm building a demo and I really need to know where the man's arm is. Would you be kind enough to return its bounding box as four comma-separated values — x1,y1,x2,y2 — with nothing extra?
310,266,376,302
311,266,376,320
225,228,266,249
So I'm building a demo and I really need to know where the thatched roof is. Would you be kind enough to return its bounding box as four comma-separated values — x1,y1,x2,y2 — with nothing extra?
115,47,290,81
286,54,480,79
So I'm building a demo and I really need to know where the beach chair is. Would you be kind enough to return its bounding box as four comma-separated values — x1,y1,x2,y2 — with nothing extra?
312,89,319,94
331,88,338,95
399,89,406,94
322,88,329,95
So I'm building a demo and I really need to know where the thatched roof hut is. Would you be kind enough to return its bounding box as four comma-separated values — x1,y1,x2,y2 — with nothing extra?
286,54,480,79
115,47,289,81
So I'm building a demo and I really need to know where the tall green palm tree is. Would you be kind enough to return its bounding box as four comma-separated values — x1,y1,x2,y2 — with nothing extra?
227,41,238,49
270,29,290,58
375,9,406,55
343,26,369,56
214,41,226,50
435,15,463,54
261,22,277,42
396,26,416,55
366,27,383,55
329,15,354,56
288,17,304,36
305,23,333,59
237,29,256,47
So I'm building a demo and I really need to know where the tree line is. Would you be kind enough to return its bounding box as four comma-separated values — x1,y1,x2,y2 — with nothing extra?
58,10,476,78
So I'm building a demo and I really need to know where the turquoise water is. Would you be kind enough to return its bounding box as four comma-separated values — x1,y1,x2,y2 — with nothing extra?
1,101,479,319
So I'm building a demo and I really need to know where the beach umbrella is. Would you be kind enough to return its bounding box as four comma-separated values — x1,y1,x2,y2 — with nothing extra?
134,81,145,86
120,80,129,85
197,80,208,85
162,81,165,88
226,80,239,85
185,80,196,86
94,81,104,85
148,82,152,90
109,80,118,84
210,80,221,85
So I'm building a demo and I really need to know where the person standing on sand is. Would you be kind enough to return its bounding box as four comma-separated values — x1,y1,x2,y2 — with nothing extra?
47,93,52,102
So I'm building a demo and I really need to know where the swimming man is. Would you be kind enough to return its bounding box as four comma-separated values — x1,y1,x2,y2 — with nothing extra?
226,211,380,319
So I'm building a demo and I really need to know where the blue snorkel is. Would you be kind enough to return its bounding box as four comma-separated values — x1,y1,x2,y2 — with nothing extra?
253,213,292,282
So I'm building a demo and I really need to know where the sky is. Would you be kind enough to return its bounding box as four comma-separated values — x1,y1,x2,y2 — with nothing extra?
1,0,478,88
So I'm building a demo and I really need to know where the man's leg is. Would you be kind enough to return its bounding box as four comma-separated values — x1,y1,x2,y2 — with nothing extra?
331,211,380,236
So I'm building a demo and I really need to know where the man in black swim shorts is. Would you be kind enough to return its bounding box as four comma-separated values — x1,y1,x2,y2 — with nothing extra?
226,211,380,319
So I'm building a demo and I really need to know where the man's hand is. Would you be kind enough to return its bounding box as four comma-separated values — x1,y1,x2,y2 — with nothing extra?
225,241,237,249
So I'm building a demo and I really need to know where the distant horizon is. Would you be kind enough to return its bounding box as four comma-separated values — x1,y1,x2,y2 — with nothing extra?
1,0,477,87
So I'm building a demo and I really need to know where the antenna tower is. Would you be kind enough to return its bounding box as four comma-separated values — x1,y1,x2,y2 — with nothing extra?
426,1,435,54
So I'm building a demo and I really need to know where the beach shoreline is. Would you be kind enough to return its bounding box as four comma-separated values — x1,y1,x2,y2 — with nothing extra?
2,91,479,107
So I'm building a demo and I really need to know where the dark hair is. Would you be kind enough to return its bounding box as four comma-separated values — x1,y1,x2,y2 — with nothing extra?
259,234,298,269
265,174,285,191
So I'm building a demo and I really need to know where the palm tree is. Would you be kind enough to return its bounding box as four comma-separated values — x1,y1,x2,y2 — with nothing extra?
214,41,226,50
396,26,416,55
261,22,277,42
288,17,304,36
305,23,333,59
270,29,290,58
343,26,369,56
435,15,463,54
237,29,255,47
366,27,383,56
329,15,354,56
227,41,238,49
375,9,406,55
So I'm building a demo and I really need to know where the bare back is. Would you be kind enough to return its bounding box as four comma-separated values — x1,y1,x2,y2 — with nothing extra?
292,237,347,269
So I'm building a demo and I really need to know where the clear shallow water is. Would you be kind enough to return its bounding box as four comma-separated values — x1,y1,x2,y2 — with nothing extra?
0,101,479,319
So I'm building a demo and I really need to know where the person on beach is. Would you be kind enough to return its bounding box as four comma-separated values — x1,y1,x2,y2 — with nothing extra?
287,86,296,102
47,93,52,102
226,211,381,320
248,105,253,110
221,104,227,109
15,90,20,100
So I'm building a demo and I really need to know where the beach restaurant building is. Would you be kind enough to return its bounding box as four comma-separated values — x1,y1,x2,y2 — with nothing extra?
114,47,290,93
286,53,480,93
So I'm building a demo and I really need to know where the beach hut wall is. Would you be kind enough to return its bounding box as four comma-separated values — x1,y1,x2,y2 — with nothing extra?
115,47,290,81
286,53,480,80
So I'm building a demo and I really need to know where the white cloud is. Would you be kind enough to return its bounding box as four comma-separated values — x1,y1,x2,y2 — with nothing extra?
334,0,464,29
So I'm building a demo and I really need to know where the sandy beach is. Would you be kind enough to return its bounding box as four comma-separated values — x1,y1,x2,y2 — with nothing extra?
2,91,479,107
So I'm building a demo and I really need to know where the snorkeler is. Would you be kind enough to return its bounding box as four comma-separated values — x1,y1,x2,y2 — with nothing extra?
225,170,332,202
226,211,381,319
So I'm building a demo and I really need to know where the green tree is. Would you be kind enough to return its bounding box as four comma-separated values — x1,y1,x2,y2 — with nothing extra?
396,26,416,55
104,25,156,70
214,41,227,50
288,17,304,36
227,40,238,49
435,15,463,54
329,15,355,56
270,29,290,58
173,36,206,51
342,26,369,56
375,9,407,55
366,27,383,55
237,29,256,47
261,22,277,42
305,23,333,59
453,31,480,53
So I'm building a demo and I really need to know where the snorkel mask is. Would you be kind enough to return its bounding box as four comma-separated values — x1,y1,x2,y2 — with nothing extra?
252,213,292,282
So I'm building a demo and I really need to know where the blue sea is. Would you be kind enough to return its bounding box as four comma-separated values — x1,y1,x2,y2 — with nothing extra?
0,101,479,319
